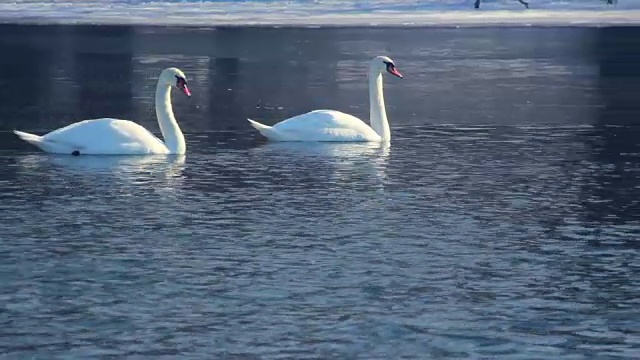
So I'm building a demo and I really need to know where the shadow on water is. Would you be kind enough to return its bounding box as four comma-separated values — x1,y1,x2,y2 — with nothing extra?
3,24,640,134
73,25,134,120
0,25,53,131
582,26,640,226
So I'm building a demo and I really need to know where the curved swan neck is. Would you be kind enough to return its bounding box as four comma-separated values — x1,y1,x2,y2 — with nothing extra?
155,83,186,154
369,68,391,142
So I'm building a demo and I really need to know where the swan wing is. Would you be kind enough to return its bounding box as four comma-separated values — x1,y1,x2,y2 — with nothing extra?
270,110,381,142
42,118,169,155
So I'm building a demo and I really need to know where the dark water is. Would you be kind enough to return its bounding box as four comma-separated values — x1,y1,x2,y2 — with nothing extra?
1,25,640,359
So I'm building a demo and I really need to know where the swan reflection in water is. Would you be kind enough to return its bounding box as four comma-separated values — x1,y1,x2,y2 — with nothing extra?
16,154,187,194
250,141,391,191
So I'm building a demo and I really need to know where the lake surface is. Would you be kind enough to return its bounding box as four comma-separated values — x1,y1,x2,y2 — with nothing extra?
0,25,639,359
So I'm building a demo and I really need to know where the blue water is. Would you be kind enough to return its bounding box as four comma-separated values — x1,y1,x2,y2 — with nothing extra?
0,25,639,359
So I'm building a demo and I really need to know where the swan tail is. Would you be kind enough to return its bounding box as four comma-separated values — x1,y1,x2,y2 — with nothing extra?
247,119,271,131
14,130,80,154
13,130,44,147
247,118,280,140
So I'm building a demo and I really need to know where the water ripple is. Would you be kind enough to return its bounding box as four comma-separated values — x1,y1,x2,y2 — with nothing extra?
0,125,639,359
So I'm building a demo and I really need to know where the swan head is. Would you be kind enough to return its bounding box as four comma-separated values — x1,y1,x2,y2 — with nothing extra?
371,56,403,79
160,67,191,97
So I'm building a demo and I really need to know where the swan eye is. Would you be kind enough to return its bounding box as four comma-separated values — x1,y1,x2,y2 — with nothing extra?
174,75,192,97
175,75,187,88
384,61,403,79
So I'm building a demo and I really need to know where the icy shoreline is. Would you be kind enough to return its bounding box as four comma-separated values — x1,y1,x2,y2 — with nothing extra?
0,1,638,27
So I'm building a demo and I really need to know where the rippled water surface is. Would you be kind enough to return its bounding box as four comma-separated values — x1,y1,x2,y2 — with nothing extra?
0,25,639,359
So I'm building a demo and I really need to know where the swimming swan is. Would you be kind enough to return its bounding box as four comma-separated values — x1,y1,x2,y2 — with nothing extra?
247,56,403,143
14,67,191,155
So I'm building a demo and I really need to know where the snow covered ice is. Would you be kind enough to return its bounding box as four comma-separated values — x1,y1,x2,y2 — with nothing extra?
0,0,639,26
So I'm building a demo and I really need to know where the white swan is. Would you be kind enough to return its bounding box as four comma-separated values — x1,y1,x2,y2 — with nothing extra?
247,56,403,143
13,67,191,155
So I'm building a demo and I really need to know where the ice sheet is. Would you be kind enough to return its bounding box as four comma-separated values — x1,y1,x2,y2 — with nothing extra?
0,0,638,26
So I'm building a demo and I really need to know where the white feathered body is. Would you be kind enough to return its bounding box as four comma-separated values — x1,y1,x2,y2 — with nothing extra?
248,110,381,142
14,118,170,155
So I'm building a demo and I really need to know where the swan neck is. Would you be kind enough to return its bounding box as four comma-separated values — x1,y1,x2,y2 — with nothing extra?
155,83,186,154
369,69,391,142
